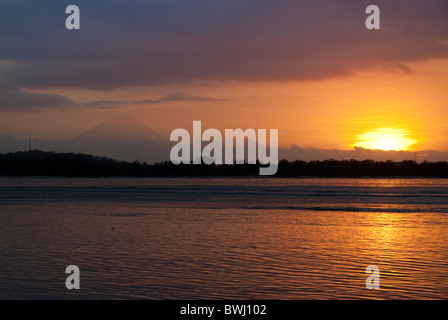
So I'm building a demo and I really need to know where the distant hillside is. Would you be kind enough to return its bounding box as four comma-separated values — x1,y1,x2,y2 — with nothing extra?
0,151,447,177
0,117,171,164
0,150,150,177
69,116,170,163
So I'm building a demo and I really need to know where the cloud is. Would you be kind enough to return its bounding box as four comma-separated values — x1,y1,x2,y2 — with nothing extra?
133,92,230,104
0,0,447,89
82,100,127,108
0,88,128,111
0,88,75,111
0,88,227,111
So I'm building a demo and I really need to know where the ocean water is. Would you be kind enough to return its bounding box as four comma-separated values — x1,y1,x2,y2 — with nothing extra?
0,177,447,299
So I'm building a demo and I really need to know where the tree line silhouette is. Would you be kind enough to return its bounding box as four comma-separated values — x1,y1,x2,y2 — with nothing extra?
0,150,447,177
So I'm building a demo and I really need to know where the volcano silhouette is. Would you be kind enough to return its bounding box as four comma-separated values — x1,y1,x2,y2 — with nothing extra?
69,116,170,163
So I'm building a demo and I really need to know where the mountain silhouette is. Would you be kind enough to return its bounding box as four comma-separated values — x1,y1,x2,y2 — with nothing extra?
72,116,165,142
2,118,448,163
0,117,170,163
69,116,170,163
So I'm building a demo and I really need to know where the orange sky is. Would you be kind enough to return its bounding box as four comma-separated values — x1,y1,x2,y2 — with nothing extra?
2,59,446,152
0,1,447,155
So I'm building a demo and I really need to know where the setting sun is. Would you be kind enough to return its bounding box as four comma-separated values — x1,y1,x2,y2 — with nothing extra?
352,128,418,151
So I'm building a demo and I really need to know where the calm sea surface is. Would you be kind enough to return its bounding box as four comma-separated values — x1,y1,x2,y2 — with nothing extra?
0,177,447,299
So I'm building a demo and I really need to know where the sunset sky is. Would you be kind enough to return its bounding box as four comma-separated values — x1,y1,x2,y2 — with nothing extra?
0,0,447,155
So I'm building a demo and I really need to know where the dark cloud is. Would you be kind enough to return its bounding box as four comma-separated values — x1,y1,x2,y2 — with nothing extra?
133,92,230,104
0,88,127,111
0,88,75,111
82,100,126,108
0,88,226,111
0,0,447,89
